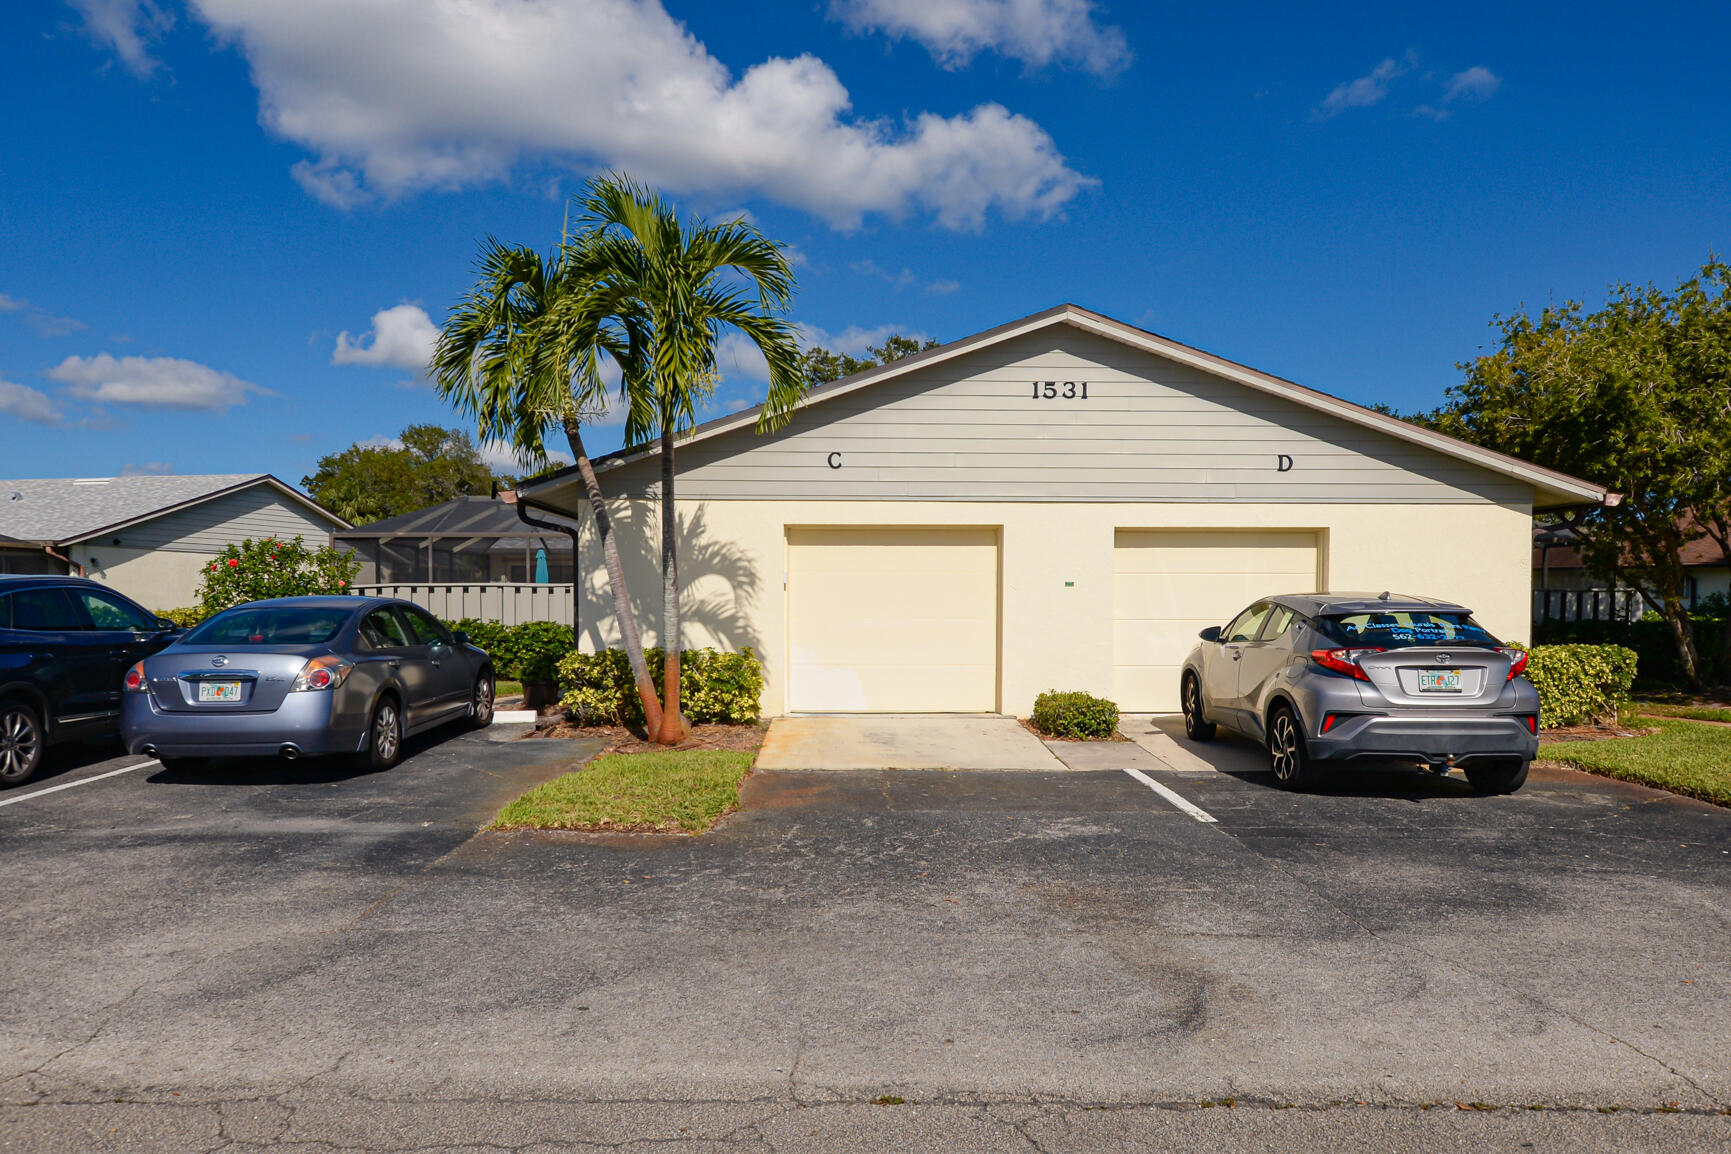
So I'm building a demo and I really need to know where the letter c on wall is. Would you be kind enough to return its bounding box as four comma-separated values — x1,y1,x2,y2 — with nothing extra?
827,452,842,469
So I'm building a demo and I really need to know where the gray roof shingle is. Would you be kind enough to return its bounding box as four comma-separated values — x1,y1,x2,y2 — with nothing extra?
0,474,313,543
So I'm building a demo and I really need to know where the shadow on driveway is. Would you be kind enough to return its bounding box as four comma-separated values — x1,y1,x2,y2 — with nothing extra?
144,723,478,787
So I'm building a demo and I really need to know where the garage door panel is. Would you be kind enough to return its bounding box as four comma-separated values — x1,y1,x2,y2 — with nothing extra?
788,527,998,713
1112,530,1319,712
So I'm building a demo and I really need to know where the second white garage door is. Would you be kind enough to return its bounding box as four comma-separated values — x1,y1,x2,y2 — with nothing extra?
787,526,999,712
1112,529,1321,712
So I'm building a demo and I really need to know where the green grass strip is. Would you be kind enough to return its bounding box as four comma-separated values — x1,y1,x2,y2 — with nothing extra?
492,749,756,834
495,679,523,698
1540,720,1731,807
1634,701,1731,724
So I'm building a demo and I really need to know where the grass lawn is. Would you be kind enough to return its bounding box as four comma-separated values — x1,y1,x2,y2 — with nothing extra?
495,679,523,699
1634,701,1731,724
492,749,756,834
1539,720,1731,806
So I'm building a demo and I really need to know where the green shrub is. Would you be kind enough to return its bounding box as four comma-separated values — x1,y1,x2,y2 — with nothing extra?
1030,689,1120,739
557,647,764,726
155,606,205,629
1534,617,1724,690
444,618,574,682
197,536,360,617
1521,644,1639,727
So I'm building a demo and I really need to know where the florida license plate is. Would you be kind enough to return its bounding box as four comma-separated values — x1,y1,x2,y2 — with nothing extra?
197,680,242,703
1418,669,1462,693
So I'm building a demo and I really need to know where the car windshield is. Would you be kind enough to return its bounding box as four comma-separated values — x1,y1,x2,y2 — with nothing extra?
1319,610,1499,649
181,606,349,646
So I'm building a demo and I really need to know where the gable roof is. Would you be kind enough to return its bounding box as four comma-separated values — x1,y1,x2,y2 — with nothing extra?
333,495,526,539
522,304,1612,512
0,474,349,545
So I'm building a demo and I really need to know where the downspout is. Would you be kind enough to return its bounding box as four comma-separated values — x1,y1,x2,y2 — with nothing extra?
502,490,582,646
44,544,82,577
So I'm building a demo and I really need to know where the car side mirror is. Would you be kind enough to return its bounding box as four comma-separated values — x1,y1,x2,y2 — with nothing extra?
451,630,469,645
156,616,183,632
1198,626,1222,642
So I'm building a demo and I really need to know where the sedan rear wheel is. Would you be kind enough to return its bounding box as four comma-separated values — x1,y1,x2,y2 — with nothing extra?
0,702,44,787
362,697,403,771
1181,673,1216,742
1267,705,1311,790
469,670,495,730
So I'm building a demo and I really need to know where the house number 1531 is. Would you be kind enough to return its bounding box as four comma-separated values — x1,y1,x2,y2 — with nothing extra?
1031,380,1088,399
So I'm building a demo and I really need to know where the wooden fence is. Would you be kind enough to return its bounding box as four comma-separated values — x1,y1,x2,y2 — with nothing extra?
351,583,574,626
1531,588,1645,624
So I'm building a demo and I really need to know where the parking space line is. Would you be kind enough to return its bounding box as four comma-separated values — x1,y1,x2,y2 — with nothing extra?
0,762,157,809
1123,767,1218,823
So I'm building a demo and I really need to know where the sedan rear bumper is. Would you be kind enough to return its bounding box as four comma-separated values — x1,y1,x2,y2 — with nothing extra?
1308,712,1538,765
121,691,366,759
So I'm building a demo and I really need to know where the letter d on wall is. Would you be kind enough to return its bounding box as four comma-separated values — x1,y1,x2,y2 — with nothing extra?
1276,454,1294,472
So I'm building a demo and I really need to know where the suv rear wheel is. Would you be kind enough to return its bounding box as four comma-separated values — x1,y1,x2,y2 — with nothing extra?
0,700,44,787
1465,757,1529,795
1267,704,1312,790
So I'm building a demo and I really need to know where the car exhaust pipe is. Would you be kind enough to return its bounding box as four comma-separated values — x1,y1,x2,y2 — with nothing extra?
142,745,158,759
279,744,301,760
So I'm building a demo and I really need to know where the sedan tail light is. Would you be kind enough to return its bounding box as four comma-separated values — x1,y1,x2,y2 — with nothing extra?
291,655,353,692
1309,648,1383,681
123,661,147,692
1501,647,1530,681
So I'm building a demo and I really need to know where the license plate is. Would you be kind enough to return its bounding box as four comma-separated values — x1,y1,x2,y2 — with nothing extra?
197,680,242,703
1418,669,1462,693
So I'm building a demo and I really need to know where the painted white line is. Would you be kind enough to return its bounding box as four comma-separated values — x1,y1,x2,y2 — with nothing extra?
0,761,158,809
1123,767,1218,823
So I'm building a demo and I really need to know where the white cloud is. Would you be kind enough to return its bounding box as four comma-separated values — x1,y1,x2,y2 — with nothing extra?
332,303,440,371
120,461,175,475
0,378,64,425
716,331,772,383
67,0,173,79
1443,66,1501,104
0,294,24,313
925,278,961,294
795,322,930,357
833,0,1129,74
46,353,265,411
0,292,86,337
1315,52,1415,119
480,439,572,475
852,259,917,289
183,0,1089,230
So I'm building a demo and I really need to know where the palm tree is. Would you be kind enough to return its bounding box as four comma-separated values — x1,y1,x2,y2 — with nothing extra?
563,175,807,743
431,239,665,736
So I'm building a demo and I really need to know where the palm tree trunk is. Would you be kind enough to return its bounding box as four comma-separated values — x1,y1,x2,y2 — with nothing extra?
655,422,685,744
564,417,663,735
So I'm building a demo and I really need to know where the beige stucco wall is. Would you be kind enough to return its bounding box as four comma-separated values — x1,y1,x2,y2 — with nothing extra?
568,497,1535,717
69,545,213,611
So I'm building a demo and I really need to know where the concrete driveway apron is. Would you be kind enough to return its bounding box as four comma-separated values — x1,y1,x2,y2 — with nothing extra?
755,714,1068,770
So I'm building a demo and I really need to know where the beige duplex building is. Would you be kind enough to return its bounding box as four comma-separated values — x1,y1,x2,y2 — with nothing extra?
517,305,1610,715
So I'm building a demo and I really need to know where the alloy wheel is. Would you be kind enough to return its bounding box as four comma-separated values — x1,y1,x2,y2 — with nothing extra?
1269,713,1301,782
472,674,494,726
374,703,400,761
0,707,42,783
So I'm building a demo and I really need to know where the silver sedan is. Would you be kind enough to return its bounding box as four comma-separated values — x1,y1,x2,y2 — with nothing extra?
121,596,496,771
1179,593,1540,793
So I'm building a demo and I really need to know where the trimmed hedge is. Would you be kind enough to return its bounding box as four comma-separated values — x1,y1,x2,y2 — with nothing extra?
557,647,764,727
1534,617,1725,690
1522,644,1638,728
1030,690,1120,739
446,618,575,682
156,606,205,628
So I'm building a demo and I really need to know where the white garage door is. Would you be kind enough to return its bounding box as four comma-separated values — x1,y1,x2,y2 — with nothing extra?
1112,529,1320,712
787,526,999,712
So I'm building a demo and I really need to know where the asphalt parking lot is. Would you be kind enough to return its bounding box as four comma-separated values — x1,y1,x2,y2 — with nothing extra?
2,725,1728,1152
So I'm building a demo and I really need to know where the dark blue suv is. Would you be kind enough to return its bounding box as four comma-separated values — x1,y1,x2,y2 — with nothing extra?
0,575,182,786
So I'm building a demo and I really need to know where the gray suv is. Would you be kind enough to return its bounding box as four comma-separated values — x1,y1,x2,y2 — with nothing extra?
1180,593,1539,793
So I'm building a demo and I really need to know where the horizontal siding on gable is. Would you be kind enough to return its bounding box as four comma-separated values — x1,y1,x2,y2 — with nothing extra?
109,484,340,553
602,327,1530,505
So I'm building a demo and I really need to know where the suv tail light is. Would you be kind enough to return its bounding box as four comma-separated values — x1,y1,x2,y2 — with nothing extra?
123,661,147,692
1310,648,1383,681
1501,648,1530,681
291,655,353,692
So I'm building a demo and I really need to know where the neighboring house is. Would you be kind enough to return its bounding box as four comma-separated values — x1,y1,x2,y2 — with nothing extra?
516,304,1611,715
1533,524,1729,606
0,474,349,611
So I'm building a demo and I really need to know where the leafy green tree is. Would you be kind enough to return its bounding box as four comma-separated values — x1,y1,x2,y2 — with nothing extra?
301,424,497,525
431,240,667,737
197,536,360,617
798,333,938,386
1422,261,1731,688
563,175,807,744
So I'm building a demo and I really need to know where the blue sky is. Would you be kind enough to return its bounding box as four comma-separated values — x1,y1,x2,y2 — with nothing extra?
2,0,1727,484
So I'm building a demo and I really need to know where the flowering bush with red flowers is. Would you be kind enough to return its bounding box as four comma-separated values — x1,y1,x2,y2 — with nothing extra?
196,535,361,617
